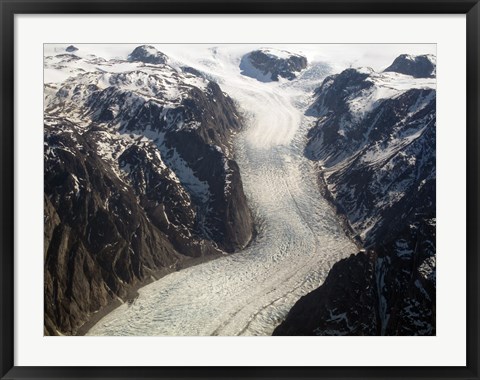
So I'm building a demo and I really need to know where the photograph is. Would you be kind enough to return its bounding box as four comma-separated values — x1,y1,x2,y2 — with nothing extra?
43,43,437,337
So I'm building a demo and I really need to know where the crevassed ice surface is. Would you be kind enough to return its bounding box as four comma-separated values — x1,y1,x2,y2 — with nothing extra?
87,46,358,336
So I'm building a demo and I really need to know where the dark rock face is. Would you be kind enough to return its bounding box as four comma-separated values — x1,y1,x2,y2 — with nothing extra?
44,53,254,335
276,60,436,336
44,120,183,335
240,48,307,82
127,45,168,65
384,54,436,78
66,45,79,52
114,81,253,253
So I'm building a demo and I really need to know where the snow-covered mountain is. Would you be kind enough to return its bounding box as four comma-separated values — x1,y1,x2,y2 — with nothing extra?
127,44,168,64
275,55,436,336
304,67,436,244
240,48,308,82
44,45,254,335
384,54,436,78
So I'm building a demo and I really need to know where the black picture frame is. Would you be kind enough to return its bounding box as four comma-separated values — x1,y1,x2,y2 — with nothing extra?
1,1,479,379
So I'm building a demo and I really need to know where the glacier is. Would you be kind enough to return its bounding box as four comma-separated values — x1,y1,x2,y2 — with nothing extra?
85,45,359,336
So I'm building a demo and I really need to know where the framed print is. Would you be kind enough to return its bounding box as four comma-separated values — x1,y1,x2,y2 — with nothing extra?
1,0,479,379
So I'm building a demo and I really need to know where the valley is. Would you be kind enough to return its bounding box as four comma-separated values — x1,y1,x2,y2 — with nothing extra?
44,44,436,336
86,49,358,336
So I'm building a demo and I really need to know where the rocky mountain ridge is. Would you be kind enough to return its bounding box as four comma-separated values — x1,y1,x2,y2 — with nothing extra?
275,54,436,335
44,45,254,335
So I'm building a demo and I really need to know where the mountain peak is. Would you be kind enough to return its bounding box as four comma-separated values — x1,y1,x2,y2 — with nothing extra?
240,48,307,82
384,54,436,78
65,45,78,53
127,45,168,65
